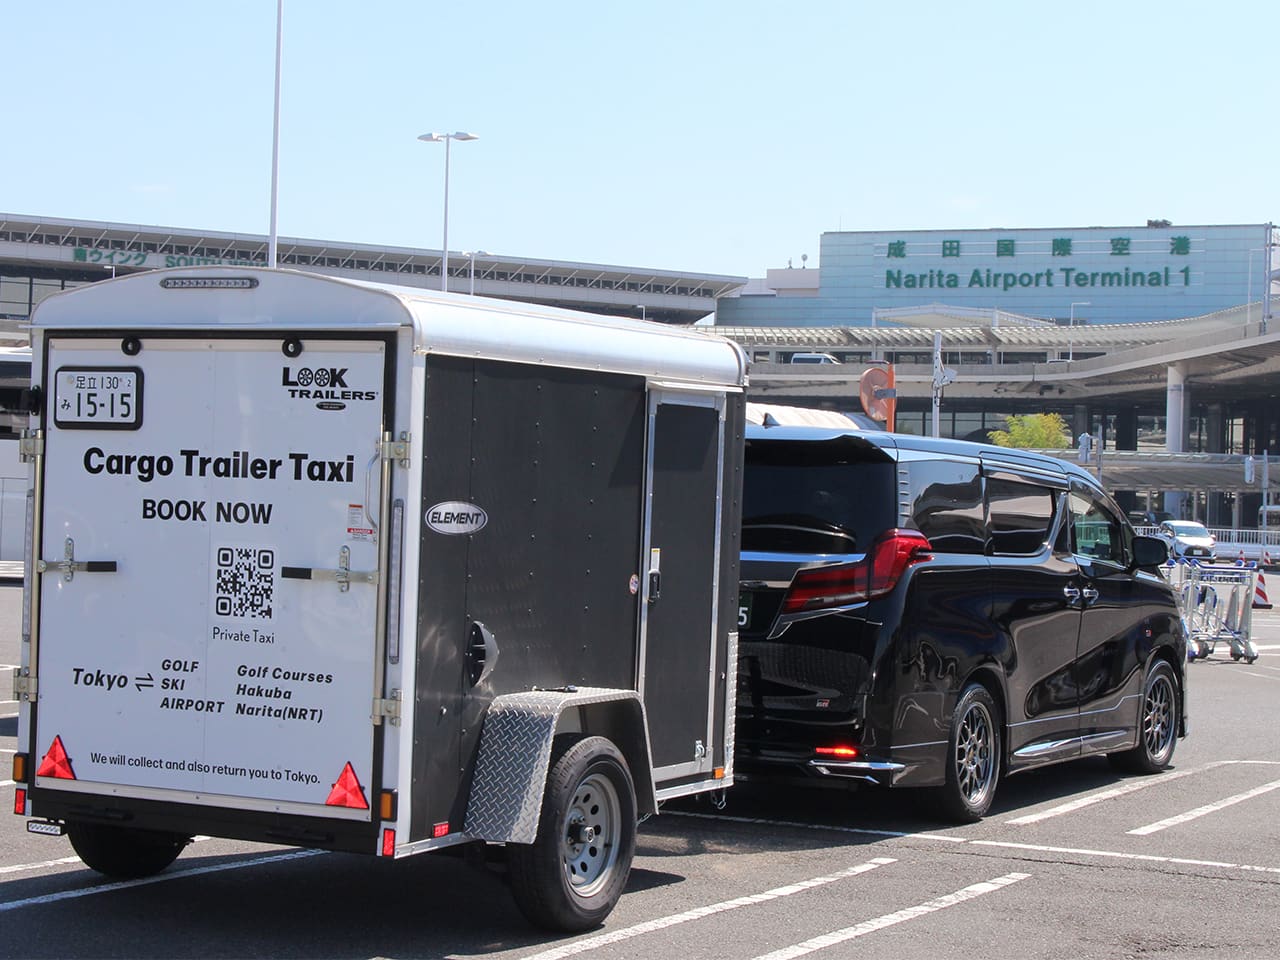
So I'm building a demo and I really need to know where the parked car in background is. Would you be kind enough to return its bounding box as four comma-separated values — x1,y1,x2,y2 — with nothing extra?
736,422,1187,822
1156,520,1217,561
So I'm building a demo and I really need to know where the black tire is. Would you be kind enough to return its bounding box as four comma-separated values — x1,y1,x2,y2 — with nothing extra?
66,822,190,878
1109,659,1179,774
934,683,1001,823
508,734,637,932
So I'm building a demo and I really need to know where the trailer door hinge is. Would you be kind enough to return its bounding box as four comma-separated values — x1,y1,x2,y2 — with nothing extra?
380,433,411,467
373,689,401,726
13,671,36,702
19,429,43,462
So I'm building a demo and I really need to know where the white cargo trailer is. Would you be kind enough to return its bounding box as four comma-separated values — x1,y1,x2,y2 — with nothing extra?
11,267,746,931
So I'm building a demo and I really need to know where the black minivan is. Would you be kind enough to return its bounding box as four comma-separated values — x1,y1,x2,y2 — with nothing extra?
736,422,1187,822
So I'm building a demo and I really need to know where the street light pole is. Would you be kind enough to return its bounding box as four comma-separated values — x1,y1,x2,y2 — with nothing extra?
418,131,479,292
463,250,491,296
1068,301,1091,361
267,0,283,268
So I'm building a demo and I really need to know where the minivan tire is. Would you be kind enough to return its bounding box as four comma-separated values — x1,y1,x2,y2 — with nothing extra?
935,683,1001,823
1108,659,1179,774
508,734,637,932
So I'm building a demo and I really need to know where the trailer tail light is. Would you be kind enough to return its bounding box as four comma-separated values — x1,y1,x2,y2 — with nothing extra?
382,828,396,857
814,745,860,759
11,753,27,784
432,821,450,839
781,529,933,614
13,788,26,816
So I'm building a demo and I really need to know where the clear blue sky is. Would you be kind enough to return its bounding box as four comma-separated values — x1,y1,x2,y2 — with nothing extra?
6,1,1278,278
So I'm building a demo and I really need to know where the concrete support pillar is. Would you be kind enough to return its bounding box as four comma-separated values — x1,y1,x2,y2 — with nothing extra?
1115,408,1138,451
1164,363,1188,518
1205,403,1229,525
1072,404,1089,440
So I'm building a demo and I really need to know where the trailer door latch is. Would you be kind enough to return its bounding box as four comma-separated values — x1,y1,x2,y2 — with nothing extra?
281,546,378,592
37,537,118,583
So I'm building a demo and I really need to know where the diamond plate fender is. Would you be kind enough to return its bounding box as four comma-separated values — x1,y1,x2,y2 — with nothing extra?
463,687,657,844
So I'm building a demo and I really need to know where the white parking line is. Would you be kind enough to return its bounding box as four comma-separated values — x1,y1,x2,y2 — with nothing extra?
666,810,967,843
1128,779,1280,836
0,848,323,913
674,812,1280,877
1005,764,1207,825
1005,759,1280,825
0,838,213,878
0,856,80,876
970,839,1280,875
752,872,1031,960
516,858,896,960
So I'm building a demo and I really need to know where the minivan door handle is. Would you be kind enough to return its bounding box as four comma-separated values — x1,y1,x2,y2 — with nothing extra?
1062,585,1082,607
1081,586,1100,606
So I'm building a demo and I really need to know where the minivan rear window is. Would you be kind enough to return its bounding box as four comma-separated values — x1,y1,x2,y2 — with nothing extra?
742,439,896,554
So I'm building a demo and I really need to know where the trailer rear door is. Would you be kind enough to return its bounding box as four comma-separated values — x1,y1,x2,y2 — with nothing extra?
32,335,389,820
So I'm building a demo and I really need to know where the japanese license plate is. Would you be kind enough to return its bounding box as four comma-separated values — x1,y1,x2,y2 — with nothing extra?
738,591,753,630
53,367,143,430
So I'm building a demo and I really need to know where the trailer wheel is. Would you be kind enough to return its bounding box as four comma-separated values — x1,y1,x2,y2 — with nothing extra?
67,822,191,879
1108,659,1179,774
508,734,637,932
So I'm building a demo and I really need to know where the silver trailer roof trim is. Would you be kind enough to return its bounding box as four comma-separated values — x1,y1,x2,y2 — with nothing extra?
31,267,747,388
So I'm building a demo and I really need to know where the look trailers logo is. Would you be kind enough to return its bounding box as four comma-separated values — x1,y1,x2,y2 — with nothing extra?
282,366,377,409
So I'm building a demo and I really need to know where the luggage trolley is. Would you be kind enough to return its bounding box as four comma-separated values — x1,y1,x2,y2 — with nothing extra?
1165,559,1259,663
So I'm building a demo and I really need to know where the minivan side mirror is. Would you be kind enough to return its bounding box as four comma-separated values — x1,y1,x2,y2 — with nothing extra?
1132,535,1168,569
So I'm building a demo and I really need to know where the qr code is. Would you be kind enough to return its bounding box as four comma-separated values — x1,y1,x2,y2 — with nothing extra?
215,547,275,619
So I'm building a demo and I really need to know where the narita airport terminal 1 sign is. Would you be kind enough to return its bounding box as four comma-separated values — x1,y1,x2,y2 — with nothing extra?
883,233,1193,292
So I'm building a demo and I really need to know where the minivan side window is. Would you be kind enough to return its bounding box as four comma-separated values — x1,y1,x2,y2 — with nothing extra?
1070,486,1126,566
987,476,1056,556
905,458,985,554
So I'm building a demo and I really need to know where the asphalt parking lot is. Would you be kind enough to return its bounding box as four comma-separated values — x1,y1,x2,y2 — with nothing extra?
3,585,1279,960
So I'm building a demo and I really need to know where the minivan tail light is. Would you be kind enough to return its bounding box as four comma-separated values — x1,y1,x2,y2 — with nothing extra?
781,529,932,615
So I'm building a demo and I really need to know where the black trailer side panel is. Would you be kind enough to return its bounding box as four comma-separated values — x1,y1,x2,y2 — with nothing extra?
413,357,647,841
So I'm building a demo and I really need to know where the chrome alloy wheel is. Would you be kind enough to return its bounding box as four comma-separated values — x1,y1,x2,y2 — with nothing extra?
954,700,997,807
561,771,622,897
1142,671,1177,764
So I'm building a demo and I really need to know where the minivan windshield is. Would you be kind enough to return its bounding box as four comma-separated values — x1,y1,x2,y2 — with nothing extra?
742,439,896,554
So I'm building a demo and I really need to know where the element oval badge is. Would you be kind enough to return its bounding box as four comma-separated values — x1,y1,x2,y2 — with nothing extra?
426,501,488,536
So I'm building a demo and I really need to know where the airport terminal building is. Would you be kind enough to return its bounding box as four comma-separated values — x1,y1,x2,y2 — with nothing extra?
716,223,1275,328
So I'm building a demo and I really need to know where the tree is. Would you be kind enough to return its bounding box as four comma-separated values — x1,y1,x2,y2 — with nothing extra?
987,413,1069,449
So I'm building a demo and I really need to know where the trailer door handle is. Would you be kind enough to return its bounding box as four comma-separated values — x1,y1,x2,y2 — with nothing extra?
38,537,118,583
281,546,377,592
648,570,661,603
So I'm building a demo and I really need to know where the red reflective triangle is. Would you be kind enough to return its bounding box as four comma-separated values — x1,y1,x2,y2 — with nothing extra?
37,735,76,780
324,762,369,809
